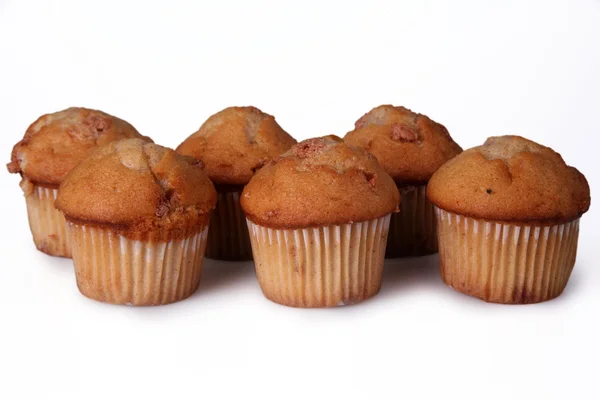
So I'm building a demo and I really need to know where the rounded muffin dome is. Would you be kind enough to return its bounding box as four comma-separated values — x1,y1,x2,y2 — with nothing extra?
427,135,590,222
344,105,462,183
176,106,297,186
7,107,150,186
241,135,400,229
55,139,217,240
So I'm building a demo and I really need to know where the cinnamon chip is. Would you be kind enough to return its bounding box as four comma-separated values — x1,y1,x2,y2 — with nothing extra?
391,124,420,143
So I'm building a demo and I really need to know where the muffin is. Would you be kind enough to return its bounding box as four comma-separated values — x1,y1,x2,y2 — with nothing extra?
428,136,590,304
55,139,217,306
344,105,462,257
176,106,297,261
241,136,399,308
7,107,149,257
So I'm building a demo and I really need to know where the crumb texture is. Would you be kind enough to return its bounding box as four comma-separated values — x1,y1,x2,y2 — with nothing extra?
241,136,400,229
55,139,217,240
7,107,150,186
427,135,591,222
344,105,462,183
176,106,297,185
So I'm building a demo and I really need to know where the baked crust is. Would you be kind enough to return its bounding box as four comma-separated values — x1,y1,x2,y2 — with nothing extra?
55,139,217,241
176,106,297,185
344,105,462,184
241,136,400,229
427,135,590,222
7,107,150,186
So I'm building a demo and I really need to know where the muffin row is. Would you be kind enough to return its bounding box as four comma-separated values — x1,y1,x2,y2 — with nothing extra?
8,106,590,307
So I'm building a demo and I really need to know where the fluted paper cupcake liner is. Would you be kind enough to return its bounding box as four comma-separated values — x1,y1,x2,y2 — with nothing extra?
67,223,209,305
25,184,71,257
247,215,391,308
435,207,580,304
206,191,253,261
387,184,437,257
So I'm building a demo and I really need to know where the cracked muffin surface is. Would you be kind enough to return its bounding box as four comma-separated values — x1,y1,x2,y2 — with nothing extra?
344,105,462,184
7,107,150,187
55,139,217,240
427,135,590,222
175,106,297,185
241,135,400,229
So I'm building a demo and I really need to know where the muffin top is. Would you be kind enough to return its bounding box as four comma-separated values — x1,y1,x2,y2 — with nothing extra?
344,105,462,184
7,107,149,187
55,139,217,240
427,136,590,223
241,135,400,229
176,106,297,186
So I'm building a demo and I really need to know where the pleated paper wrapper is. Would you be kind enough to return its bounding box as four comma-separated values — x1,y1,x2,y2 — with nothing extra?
387,184,437,258
24,184,71,258
206,191,253,261
247,215,391,308
67,223,208,306
435,207,580,304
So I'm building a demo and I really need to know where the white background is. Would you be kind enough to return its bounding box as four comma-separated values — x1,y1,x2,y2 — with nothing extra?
1,1,599,399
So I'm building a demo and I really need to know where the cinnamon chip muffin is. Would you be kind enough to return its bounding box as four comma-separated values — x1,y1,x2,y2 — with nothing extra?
55,139,217,306
241,136,399,308
428,135,590,304
344,105,462,257
7,107,150,257
176,106,297,261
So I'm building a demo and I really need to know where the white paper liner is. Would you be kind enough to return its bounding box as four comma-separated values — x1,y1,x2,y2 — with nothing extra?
247,215,391,307
25,185,71,257
387,184,437,257
67,223,209,306
435,207,580,304
206,191,252,261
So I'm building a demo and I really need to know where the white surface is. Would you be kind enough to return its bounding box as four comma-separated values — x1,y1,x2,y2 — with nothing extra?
1,1,599,399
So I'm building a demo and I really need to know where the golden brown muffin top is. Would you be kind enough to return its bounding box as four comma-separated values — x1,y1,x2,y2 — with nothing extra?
427,135,590,223
7,107,150,187
241,135,400,229
55,139,217,241
176,106,297,186
344,105,462,184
